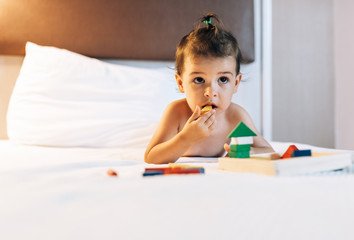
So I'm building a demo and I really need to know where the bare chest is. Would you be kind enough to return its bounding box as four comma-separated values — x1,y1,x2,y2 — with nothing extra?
182,123,232,157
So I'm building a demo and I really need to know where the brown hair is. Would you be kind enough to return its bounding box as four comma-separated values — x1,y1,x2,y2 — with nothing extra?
175,13,243,75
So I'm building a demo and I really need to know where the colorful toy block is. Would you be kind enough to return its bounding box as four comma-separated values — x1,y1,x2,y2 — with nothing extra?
229,151,250,158
291,149,312,157
230,144,251,152
250,152,281,160
228,122,257,138
281,145,299,159
230,137,253,145
228,122,256,158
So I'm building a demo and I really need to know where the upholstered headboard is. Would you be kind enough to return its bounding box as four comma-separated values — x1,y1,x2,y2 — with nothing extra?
0,0,255,139
0,0,254,61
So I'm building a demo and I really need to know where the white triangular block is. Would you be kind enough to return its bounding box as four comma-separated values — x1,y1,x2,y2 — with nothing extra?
231,136,253,145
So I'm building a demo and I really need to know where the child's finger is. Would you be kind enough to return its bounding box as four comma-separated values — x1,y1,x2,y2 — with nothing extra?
204,111,216,127
208,119,217,131
224,143,230,153
188,105,201,122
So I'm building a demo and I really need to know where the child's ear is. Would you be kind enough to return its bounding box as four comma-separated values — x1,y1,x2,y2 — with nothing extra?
175,73,184,93
233,73,242,93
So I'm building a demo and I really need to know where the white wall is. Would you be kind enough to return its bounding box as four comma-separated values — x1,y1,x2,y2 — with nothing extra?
272,0,335,148
334,0,354,150
235,0,263,135
231,0,267,137
272,0,354,150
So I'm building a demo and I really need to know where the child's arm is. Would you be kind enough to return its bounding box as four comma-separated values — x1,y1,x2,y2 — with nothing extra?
144,103,216,164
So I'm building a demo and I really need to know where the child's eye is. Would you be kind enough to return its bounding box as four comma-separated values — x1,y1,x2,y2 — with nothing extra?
219,77,229,84
193,77,205,84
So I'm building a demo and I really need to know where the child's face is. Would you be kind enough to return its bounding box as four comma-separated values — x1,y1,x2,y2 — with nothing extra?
175,55,241,114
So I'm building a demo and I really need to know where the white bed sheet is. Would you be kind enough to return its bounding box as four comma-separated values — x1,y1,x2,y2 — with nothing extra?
1,140,354,240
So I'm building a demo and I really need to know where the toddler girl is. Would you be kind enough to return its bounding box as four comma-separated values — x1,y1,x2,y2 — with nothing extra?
144,13,274,164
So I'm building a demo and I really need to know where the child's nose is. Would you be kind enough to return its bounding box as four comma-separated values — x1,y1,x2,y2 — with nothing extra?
204,86,217,98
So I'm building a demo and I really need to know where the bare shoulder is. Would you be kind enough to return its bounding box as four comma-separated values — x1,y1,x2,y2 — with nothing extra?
226,103,273,151
164,98,189,113
163,99,191,123
148,98,189,143
226,103,252,121
226,103,259,134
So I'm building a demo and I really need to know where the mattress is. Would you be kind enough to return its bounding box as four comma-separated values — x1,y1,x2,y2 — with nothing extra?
1,140,354,240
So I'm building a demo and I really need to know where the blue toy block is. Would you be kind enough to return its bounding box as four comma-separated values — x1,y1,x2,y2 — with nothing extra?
291,149,312,157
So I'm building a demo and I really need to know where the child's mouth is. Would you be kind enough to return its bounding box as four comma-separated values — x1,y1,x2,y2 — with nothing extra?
202,104,217,109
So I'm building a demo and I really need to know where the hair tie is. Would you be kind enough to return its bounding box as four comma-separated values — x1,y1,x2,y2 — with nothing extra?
203,17,212,26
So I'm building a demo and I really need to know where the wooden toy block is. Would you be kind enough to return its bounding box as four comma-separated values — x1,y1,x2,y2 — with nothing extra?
281,145,299,159
250,152,281,160
230,144,251,152
230,136,253,145
201,105,213,114
228,122,257,138
229,151,250,158
219,152,352,176
291,149,312,157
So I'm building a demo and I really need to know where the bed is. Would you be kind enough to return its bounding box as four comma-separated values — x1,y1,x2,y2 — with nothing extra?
1,139,354,240
1,1,354,240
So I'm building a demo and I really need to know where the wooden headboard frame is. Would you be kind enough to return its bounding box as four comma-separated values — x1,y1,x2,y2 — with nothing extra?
0,0,254,61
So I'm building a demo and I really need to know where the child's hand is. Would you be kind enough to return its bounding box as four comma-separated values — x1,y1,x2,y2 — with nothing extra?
224,143,230,153
180,105,216,143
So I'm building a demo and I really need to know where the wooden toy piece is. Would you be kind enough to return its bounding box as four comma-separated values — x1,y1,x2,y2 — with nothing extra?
228,122,256,158
201,105,213,114
250,152,282,160
230,137,253,145
107,169,118,177
229,151,250,158
291,149,312,157
230,144,251,152
281,145,299,159
228,122,257,138
219,152,352,176
229,144,251,158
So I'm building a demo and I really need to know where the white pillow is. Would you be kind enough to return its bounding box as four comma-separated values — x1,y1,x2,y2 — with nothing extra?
7,42,183,148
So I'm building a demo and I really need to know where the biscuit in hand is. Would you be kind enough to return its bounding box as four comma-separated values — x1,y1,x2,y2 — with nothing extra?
200,105,213,114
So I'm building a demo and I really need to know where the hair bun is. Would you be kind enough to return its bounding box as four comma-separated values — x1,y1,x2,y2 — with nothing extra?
201,13,221,28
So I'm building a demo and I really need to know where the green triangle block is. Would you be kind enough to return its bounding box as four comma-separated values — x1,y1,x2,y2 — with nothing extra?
228,122,257,138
